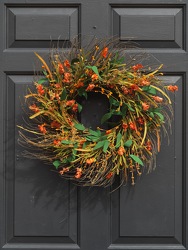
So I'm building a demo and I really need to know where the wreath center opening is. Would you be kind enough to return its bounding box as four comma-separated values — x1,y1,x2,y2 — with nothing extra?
78,92,109,130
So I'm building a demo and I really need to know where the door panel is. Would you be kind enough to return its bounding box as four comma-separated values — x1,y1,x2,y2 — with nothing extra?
7,5,80,48
111,76,184,247
6,75,78,246
112,6,184,48
0,1,187,250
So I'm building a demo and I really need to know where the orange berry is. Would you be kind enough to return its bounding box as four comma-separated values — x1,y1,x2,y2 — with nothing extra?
117,146,125,156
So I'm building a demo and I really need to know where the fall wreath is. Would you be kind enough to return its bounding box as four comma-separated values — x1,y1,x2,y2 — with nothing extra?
18,39,178,187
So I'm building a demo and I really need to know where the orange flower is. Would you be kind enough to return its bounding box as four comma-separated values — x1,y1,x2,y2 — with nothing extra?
167,85,178,92
37,85,45,95
106,130,112,135
54,83,61,89
51,120,61,129
122,123,128,131
101,47,108,58
63,72,71,83
67,118,74,126
85,69,93,76
86,158,96,165
53,139,61,146
130,84,139,91
140,79,150,86
38,124,47,134
75,81,84,88
55,93,60,100
68,120,74,126
58,63,64,74
146,140,152,151
137,117,144,125
142,102,150,111
129,122,136,130
108,84,114,89
66,100,75,106
106,172,113,179
72,103,78,112
122,86,129,95
91,74,98,81
79,139,86,147
152,96,163,103
75,168,82,179
64,60,71,68
29,104,39,113
132,64,143,71
117,146,125,156
86,83,95,91
59,167,69,175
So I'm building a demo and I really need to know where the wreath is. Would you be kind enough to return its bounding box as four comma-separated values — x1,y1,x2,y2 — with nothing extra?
18,39,178,187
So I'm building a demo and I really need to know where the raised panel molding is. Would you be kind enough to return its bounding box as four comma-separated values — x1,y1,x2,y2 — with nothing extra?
112,6,184,49
7,6,80,48
4,75,79,247
110,75,185,248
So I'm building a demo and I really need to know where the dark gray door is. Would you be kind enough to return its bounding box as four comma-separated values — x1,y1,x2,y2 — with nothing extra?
0,1,187,250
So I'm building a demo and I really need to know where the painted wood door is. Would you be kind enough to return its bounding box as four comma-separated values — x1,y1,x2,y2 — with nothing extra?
0,0,187,250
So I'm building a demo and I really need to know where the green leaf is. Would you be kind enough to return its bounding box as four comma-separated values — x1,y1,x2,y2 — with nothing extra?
142,86,149,92
115,132,122,148
78,88,87,99
42,70,48,76
121,104,127,116
71,155,76,161
147,87,157,95
103,140,110,153
117,57,124,64
130,154,144,166
67,155,75,163
77,103,82,113
38,78,47,84
86,135,98,142
61,140,72,144
53,160,61,169
113,110,122,116
142,86,157,95
86,66,99,73
109,97,119,107
82,91,88,99
72,148,77,157
126,104,135,112
151,107,162,112
154,112,164,121
86,65,101,79
124,140,132,147
74,123,85,131
89,129,101,137
83,141,90,149
100,135,107,141
92,66,100,76
111,52,124,65
62,158,69,164
101,112,112,124
149,112,155,118
93,140,105,150
86,133,106,142
61,89,67,101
